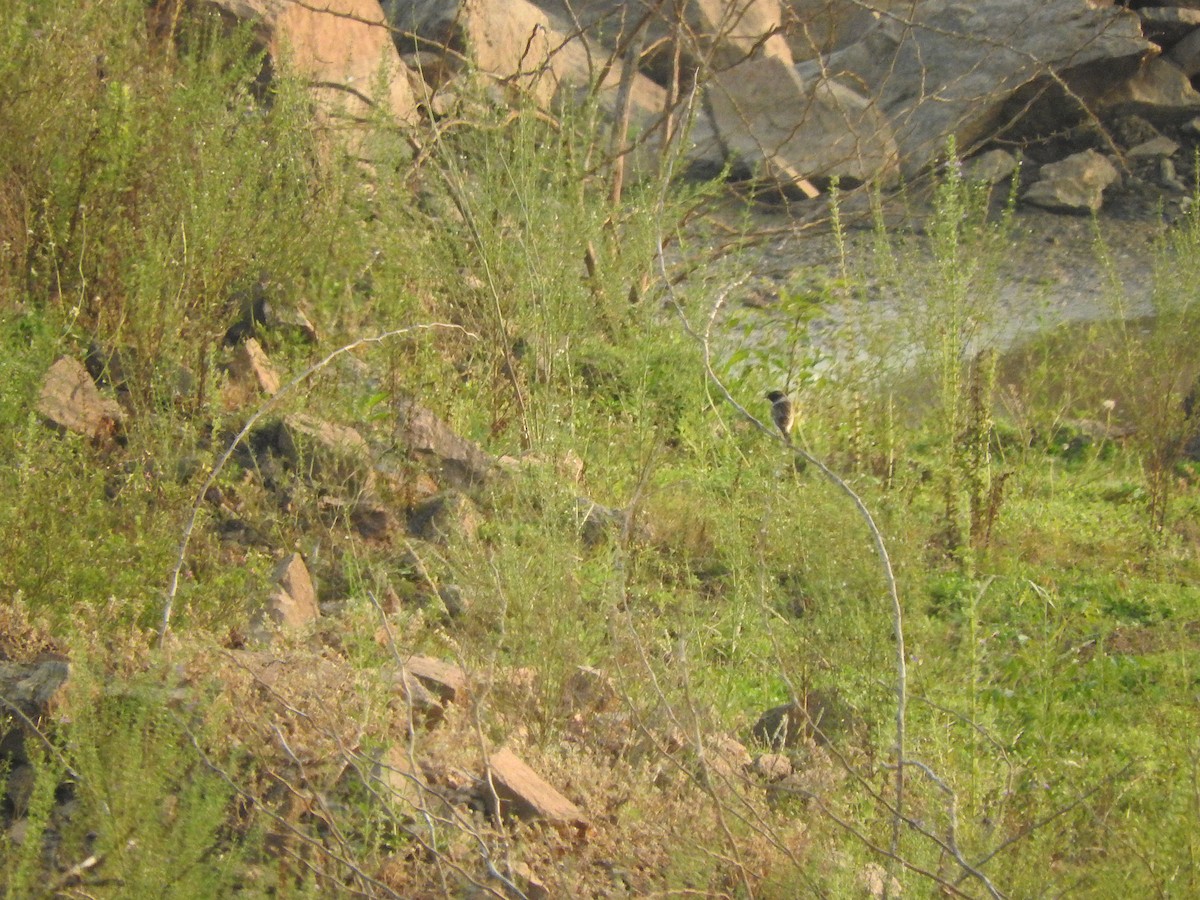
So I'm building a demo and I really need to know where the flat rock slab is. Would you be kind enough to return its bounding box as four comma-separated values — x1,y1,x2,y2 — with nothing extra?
485,746,588,836
37,357,124,442
404,655,469,706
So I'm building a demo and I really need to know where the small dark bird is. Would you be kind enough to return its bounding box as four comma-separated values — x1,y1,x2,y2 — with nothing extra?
766,390,794,443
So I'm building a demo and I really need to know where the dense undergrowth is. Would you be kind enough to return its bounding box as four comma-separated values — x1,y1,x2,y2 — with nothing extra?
2,2,1199,897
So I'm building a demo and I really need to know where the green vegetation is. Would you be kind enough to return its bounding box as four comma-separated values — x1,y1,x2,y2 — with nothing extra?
2,2,1199,897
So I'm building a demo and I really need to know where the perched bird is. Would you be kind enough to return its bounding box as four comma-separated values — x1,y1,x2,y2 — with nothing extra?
766,390,794,443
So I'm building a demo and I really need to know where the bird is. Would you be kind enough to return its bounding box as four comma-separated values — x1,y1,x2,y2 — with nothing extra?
765,390,794,443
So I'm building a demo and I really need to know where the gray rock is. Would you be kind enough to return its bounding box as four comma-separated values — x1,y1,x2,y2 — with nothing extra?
962,148,1019,185
707,55,899,191
806,0,1150,177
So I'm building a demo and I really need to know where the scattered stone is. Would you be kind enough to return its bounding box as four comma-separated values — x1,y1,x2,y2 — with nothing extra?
386,667,445,723
1127,135,1180,158
1023,150,1120,214
752,753,793,782
483,746,588,836
703,733,752,782
225,337,280,408
374,744,428,814
561,665,618,717
811,0,1149,178
393,399,493,489
509,861,551,900
962,148,1019,185
751,690,854,749
862,861,903,899
404,655,469,706
277,413,375,494
407,490,480,543
261,552,320,630
37,357,124,443
1098,57,1200,122
0,657,70,720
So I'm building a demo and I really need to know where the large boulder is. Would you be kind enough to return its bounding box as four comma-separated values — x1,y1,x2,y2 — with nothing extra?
798,0,1151,177
209,0,418,126
387,0,563,106
707,55,899,190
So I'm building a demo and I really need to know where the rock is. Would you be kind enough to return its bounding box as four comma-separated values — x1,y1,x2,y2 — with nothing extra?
751,752,792,782
387,0,560,106
783,0,888,62
810,0,1150,177
210,0,418,127
1167,27,1200,77
349,498,398,542
393,399,492,489
1099,56,1200,122
561,665,618,716
962,148,1019,185
261,552,320,630
1137,7,1200,45
706,55,898,192
374,744,428,813
1023,150,1119,214
386,667,445,723
0,658,70,720
576,497,627,546
703,733,751,781
751,690,853,749
37,357,124,443
225,337,280,408
277,413,375,494
404,655,469,706
1127,135,1180,159
407,490,479,543
681,0,793,72
483,746,588,835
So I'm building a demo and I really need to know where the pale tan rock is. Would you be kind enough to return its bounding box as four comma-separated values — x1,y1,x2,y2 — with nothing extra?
752,752,792,781
404,655,469,705
375,744,427,812
1099,56,1200,118
394,399,492,489
485,746,588,834
263,552,320,629
277,413,375,494
390,0,560,105
211,0,418,126
37,357,124,442
1024,150,1120,214
704,733,752,781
